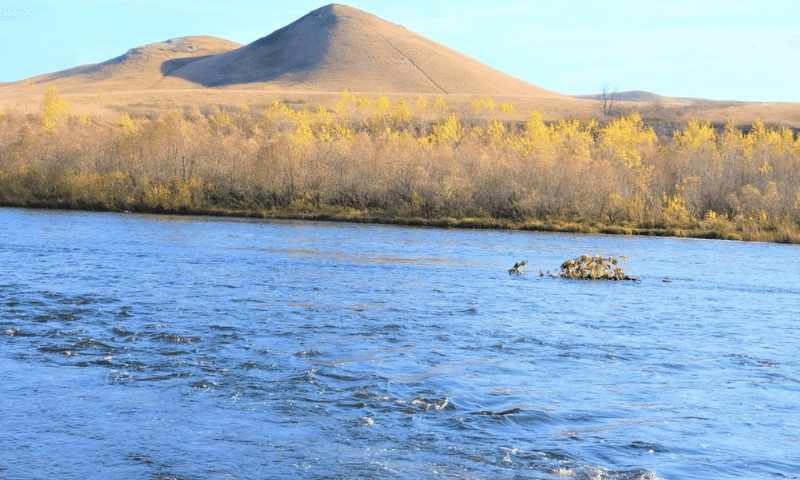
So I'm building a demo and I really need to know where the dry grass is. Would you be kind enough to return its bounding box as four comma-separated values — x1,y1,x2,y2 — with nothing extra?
1,5,561,98
0,2,590,123
637,101,800,128
0,89,596,124
9,36,240,95
3,88,797,129
1,4,797,128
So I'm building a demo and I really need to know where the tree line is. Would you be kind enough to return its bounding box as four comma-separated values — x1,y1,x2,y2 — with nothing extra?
1,87,799,242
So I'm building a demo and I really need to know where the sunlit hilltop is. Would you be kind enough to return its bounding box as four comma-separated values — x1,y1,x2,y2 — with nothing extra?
7,4,562,97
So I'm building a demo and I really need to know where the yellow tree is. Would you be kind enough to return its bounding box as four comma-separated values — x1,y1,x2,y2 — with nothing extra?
427,115,465,147
433,96,447,117
40,86,70,132
522,111,555,162
499,102,517,120
599,113,657,170
598,113,658,221
414,96,428,115
671,118,721,216
391,99,412,130
375,95,392,115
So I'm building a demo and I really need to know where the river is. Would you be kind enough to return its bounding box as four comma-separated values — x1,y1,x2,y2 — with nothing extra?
1,207,798,479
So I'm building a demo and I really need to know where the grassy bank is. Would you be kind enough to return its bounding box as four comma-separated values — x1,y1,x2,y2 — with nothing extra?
2,88,800,244
4,198,798,244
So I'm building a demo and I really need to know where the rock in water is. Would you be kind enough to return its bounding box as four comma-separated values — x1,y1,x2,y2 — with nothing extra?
508,260,528,275
557,254,636,281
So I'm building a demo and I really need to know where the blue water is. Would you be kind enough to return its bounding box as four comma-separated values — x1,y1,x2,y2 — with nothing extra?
1,207,798,479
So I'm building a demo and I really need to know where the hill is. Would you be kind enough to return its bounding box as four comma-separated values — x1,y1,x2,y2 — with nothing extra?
158,4,563,97
572,90,754,107
5,4,562,98
573,90,693,105
19,36,242,93
1,4,795,127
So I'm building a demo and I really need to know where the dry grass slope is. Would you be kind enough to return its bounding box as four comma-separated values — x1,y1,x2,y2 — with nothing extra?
575,90,693,106
0,4,797,127
151,4,569,96
1,4,562,98
11,36,242,95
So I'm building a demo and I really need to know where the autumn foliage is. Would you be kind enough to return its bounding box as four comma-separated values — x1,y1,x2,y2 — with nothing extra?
2,88,800,242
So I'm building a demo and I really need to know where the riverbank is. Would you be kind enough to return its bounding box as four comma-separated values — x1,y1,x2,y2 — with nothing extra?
4,200,798,244
3,90,800,245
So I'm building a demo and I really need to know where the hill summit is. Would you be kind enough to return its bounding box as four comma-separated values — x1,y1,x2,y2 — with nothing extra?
161,4,560,96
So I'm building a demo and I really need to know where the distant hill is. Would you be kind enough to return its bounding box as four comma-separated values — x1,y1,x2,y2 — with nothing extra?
8,4,564,98
573,90,748,106
21,36,242,92
574,90,691,105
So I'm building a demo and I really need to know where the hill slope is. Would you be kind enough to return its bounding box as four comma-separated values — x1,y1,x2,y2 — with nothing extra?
11,4,562,97
162,4,562,96
22,36,242,93
572,90,751,106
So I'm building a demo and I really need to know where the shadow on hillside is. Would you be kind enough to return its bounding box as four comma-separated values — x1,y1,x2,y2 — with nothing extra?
159,52,324,87
159,8,334,87
160,55,217,77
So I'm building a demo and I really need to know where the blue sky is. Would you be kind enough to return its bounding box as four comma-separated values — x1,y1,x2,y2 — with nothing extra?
1,0,798,102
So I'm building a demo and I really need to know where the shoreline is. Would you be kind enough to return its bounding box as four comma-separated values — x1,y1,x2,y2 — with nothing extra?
4,93,800,246
5,201,798,245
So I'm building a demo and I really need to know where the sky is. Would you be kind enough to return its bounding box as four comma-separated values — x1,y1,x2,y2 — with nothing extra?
1,0,799,102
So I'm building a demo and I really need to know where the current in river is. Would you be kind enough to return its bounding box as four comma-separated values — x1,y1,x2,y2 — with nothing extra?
1,207,798,479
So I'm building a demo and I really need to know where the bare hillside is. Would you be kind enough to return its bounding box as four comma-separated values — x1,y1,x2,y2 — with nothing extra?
574,90,693,105
4,4,563,98
161,4,563,97
16,36,242,93
572,90,759,107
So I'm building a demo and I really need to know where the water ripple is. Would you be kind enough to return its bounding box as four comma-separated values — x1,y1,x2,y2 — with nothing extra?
0,208,798,479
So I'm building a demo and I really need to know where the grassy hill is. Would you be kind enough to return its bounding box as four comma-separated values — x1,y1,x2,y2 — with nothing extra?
0,4,797,127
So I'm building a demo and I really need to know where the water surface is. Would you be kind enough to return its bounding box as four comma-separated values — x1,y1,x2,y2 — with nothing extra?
1,208,798,479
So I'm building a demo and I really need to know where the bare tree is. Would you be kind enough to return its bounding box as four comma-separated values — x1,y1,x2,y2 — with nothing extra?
600,81,619,116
